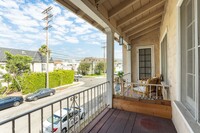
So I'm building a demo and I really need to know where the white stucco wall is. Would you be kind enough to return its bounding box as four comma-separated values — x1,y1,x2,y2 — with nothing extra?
160,0,198,132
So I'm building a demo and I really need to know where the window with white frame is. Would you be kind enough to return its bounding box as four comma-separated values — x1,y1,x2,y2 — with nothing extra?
180,0,199,120
161,34,168,83
42,64,46,71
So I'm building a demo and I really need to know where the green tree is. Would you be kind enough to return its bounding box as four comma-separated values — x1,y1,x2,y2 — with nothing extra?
94,62,104,75
78,62,90,75
5,51,32,91
2,73,12,94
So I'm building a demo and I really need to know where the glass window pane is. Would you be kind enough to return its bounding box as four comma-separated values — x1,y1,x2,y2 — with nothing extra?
145,68,151,73
139,56,145,61
146,55,151,61
187,75,195,100
187,50,195,74
139,62,145,67
199,0,200,46
146,62,151,67
146,49,151,54
139,68,145,73
187,25,195,49
199,47,200,122
139,49,144,55
187,0,193,25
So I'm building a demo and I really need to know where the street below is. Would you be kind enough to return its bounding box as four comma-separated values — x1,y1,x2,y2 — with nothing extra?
0,77,106,133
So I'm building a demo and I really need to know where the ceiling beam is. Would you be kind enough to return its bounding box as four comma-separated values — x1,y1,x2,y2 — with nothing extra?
108,0,138,18
76,10,85,17
117,0,165,27
95,0,107,5
129,24,160,41
121,7,163,33
126,17,161,37
56,0,77,13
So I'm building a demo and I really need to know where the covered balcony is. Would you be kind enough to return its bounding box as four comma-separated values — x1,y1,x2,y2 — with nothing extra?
1,0,200,133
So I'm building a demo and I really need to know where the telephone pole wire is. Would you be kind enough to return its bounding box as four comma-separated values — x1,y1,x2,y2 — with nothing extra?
42,6,53,88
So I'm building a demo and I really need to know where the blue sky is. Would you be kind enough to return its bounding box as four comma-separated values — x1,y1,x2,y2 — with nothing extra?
0,0,122,60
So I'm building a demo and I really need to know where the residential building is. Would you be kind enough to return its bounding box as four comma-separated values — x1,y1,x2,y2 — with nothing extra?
81,57,105,74
54,59,80,71
0,47,54,74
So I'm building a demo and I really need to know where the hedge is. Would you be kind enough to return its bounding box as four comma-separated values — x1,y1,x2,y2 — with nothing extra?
20,70,74,94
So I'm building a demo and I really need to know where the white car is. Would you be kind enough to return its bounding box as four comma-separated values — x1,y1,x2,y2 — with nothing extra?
75,74,83,78
42,107,85,133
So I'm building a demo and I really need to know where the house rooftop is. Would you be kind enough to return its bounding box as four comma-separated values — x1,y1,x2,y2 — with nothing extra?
0,47,53,63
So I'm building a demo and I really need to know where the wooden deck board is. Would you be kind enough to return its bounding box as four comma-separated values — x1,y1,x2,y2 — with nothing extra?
80,108,110,133
98,109,120,133
123,113,136,133
89,109,115,133
81,108,177,133
107,110,130,133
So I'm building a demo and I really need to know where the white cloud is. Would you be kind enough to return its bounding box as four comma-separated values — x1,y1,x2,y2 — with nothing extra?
53,15,73,26
0,0,19,9
18,26,39,33
0,0,110,59
65,36,79,43
75,17,85,24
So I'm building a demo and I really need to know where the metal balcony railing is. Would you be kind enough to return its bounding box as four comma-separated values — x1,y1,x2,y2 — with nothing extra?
0,82,109,133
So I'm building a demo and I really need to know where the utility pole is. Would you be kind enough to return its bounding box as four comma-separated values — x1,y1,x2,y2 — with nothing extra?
42,6,53,88
101,44,106,73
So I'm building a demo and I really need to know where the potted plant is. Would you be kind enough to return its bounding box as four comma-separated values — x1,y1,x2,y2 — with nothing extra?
114,71,125,95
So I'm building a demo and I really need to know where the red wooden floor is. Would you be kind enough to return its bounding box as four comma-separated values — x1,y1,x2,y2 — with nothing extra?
81,108,177,133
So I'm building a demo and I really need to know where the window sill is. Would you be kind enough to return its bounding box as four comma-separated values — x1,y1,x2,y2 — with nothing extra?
174,101,200,133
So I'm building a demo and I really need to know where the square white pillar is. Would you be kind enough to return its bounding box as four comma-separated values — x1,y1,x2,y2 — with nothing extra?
127,50,132,82
122,46,132,82
106,28,114,108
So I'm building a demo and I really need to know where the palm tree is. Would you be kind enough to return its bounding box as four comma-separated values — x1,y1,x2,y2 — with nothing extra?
39,44,47,55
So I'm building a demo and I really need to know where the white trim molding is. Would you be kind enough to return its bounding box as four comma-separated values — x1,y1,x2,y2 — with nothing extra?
160,29,168,77
176,0,183,101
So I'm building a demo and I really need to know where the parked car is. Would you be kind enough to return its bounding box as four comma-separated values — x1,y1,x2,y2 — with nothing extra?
42,107,85,133
75,74,83,78
25,88,55,101
74,74,83,82
0,96,24,110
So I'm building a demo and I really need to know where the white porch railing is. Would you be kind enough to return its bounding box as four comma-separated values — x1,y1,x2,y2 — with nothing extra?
114,82,170,100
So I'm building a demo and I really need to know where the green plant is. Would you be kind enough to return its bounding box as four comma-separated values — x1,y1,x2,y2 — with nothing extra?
94,62,104,75
2,73,12,94
117,71,124,78
78,62,90,75
4,51,32,91
20,70,74,94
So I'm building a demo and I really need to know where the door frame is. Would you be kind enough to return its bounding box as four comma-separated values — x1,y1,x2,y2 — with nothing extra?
136,45,155,81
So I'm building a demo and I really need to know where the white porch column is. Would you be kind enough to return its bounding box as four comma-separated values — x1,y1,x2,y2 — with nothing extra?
106,28,114,108
127,50,132,82
123,46,132,82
